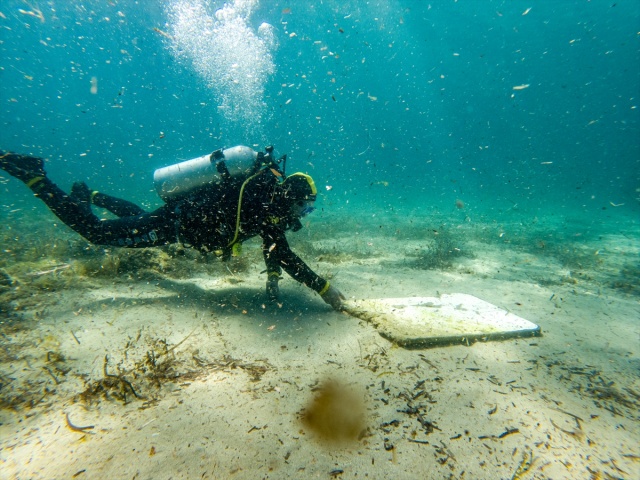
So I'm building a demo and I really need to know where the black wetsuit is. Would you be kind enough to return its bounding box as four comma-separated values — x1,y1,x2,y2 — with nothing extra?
30,169,327,293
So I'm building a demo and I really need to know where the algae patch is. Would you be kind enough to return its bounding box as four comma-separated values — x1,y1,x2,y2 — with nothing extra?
300,379,367,446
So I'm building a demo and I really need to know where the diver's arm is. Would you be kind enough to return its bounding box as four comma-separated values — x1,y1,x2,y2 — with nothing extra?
261,227,327,293
262,238,283,300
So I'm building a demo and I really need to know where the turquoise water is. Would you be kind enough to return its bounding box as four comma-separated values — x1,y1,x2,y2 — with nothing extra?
1,3,640,478
2,0,638,219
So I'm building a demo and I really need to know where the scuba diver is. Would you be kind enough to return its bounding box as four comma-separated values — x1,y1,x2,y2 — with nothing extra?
0,146,345,310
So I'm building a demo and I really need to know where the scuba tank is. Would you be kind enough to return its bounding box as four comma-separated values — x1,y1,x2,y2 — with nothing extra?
153,145,263,201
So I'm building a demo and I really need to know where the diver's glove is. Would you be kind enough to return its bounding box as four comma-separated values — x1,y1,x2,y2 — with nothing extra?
266,272,280,301
319,282,346,310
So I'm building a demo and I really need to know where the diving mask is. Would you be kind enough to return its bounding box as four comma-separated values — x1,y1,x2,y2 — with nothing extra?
292,199,316,218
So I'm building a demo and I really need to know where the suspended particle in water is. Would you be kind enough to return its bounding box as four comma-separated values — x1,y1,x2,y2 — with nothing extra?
455,199,465,209
90,76,98,94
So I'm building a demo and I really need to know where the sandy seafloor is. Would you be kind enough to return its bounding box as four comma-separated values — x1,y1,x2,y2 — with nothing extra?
0,208,638,480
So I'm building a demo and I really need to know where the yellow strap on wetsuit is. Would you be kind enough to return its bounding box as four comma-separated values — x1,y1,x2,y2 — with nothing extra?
318,281,331,296
26,176,44,188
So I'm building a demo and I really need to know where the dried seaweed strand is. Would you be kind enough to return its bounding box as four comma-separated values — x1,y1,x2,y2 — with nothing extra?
103,355,140,399
498,427,520,438
160,327,198,358
65,413,94,433
551,419,584,440
510,450,533,480
42,366,60,385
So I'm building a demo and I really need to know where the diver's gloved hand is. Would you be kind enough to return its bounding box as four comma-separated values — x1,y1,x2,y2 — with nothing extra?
320,282,346,310
266,274,280,301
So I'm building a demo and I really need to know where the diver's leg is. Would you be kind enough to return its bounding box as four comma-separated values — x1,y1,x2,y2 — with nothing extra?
93,191,146,217
81,205,177,248
69,181,93,215
0,152,97,235
34,178,176,247
71,181,146,217
27,177,111,242
1,153,176,247
0,151,46,183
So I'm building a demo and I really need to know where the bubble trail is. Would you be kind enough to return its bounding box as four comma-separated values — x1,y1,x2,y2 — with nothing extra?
166,0,277,135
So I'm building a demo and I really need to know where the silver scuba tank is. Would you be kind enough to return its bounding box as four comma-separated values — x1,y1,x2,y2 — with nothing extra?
153,145,259,201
